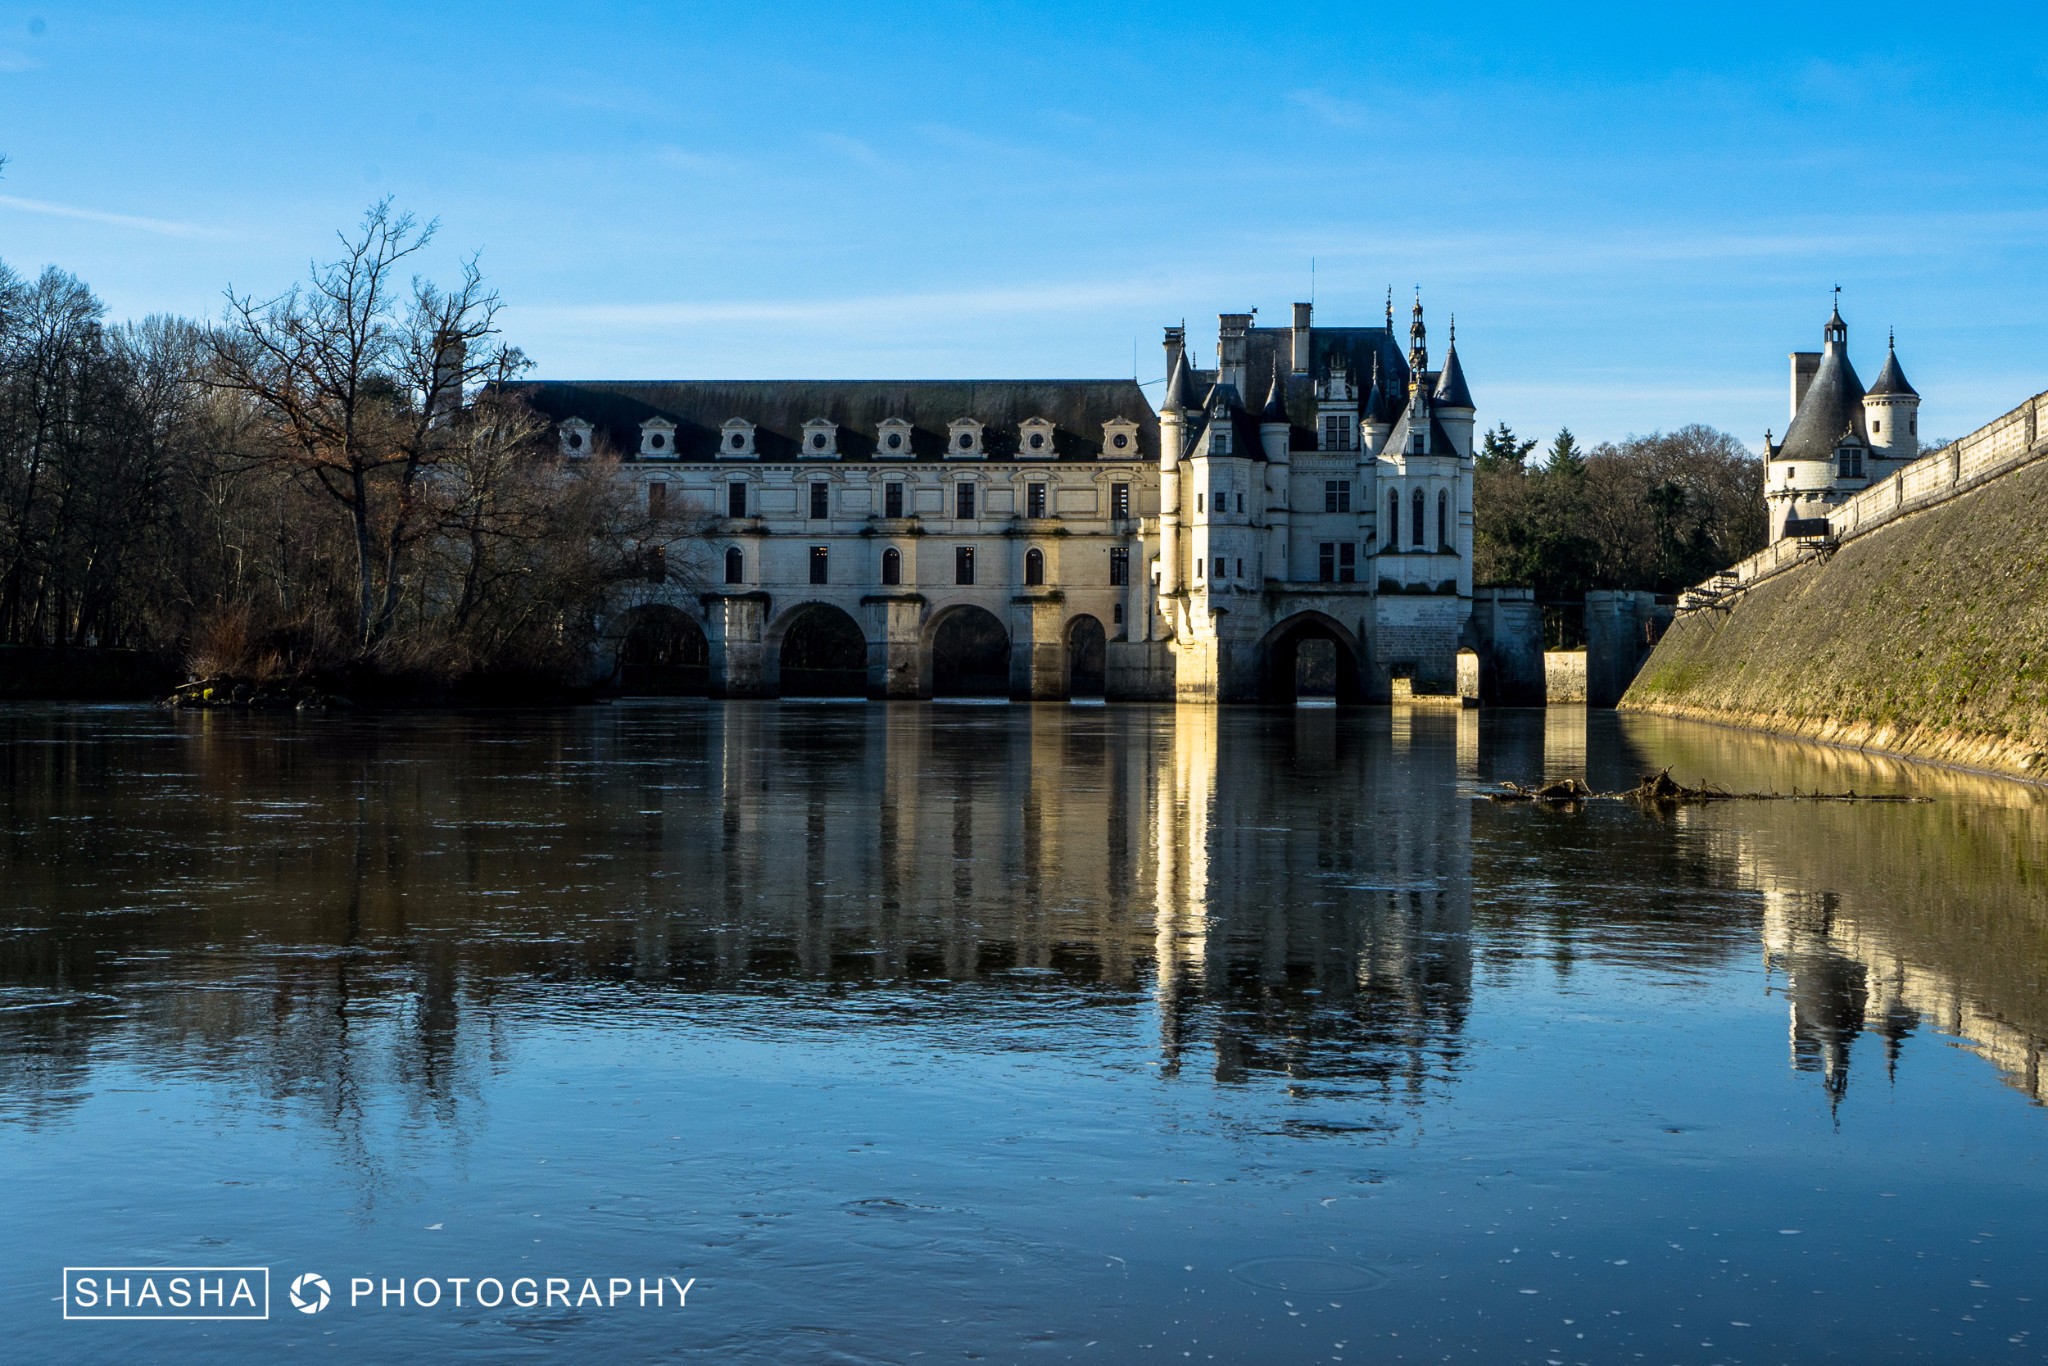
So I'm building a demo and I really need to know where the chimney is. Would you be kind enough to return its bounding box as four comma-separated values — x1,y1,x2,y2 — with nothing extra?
1217,312,1253,394
1290,301,1312,374
1789,351,1819,422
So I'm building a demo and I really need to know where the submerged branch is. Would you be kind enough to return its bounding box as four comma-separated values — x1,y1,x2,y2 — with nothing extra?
1485,767,1932,806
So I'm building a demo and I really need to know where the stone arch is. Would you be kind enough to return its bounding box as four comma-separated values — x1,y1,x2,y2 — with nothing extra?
772,602,868,697
615,604,710,695
1257,611,1369,705
926,603,1011,698
1066,614,1107,698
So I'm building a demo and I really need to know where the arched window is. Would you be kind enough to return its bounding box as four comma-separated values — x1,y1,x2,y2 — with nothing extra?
881,547,902,586
1024,547,1045,586
723,546,743,584
1387,489,1401,547
1411,488,1426,547
1437,489,1449,549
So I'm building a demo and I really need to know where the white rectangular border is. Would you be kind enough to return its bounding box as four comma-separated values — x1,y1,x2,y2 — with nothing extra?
62,1266,271,1321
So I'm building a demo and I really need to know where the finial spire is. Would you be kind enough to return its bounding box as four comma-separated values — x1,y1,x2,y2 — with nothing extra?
1449,313,1456,344
1385,286,1393,329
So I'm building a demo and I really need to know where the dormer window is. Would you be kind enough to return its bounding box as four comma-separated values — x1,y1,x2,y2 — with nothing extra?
800,418,840,459
559,417,593,458
877,417,913,457
947,418,985,457
719,418,756,459
1019,416,1056,459
1212,428,1231,456
639,417,677,459
1102,418,1140,458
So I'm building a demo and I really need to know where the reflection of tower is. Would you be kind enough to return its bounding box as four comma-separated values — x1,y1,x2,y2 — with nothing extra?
1762,888,1872,1112
1152,705,1218,1073
1146,704,1475,1096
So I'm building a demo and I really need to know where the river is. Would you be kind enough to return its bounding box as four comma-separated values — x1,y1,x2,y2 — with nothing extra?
2,701,2044,1362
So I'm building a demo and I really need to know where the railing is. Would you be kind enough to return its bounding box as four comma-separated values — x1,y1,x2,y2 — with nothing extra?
1691,388,2048,600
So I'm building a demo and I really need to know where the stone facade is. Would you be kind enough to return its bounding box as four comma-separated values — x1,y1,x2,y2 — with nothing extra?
523,297,1511,702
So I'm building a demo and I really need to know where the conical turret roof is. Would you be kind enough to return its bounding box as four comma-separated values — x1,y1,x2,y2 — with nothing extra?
1260,364,1289,423
1777,343,1866,462
1433,334,1473,409
1867,333,1917,398
1161,351,1190,412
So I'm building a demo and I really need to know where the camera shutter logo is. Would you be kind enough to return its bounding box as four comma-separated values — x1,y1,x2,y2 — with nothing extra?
289,1273,331,1314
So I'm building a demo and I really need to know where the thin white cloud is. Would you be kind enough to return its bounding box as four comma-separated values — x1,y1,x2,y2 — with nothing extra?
523,276,1232,331
0,194,218,238
1287,89,1370,129
0,49,36,72
815,132,890,169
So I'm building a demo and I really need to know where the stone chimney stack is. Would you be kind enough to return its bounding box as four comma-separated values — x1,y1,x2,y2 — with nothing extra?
1217,312,1252,394
1162,325,1185,384
1290,301,1313,374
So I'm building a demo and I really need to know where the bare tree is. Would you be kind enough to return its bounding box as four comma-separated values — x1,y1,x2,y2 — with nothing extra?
208,200,515,651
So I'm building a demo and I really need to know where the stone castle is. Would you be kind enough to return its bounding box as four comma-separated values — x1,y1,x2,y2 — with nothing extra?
523,294,1542,703
1764,298,1923,543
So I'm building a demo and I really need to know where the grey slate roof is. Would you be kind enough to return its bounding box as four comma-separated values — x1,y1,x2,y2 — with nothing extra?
1184,381,1267,463
1184,325,1412,451
1433,341,1474,409
1867,341,1917,398
1260,364,1289,422
1776,345,1867,463
515,379,1157,462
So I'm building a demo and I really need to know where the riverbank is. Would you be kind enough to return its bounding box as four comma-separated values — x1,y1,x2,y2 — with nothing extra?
0,646,183,701
1623,444,2048,781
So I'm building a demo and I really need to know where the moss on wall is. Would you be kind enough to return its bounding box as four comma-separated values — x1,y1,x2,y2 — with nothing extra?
1623,456,2048,780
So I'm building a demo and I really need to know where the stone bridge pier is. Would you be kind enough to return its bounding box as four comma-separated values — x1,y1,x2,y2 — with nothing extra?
1585,590,1673,707
1467,587,1546,705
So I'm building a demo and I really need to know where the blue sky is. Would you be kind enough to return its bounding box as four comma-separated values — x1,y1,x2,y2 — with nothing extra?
1,2,2044,447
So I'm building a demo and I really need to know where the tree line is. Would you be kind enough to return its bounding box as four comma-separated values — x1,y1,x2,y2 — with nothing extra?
0,201,688,696
1472,422,1767,643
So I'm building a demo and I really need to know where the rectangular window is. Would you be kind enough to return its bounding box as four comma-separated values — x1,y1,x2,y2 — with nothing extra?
1195,558,1203,579
1213,431,1231,455
1109,547,1129,585
1027,482,1047,519
1236,557,1244,578
884,482,904,519
1324,479,1351,513
1113,602,1124,625
1339,543,1357,582
1322,415,1352,451
1111,482,1130,519
1318,542,1335,583
810,482,829,520
955,482,976,519
1215,556,1227,580
646,545,666,584
727,481,747,518
1196,493,1205,514
1236,492,1244,514
648,482,667,514
955,546,975,585
809,546,828,584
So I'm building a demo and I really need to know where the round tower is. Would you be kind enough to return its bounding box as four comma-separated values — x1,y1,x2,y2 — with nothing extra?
1862,328,1920,464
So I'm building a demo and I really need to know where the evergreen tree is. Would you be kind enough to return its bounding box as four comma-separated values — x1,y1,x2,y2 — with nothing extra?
1478,422,1537,472
1546,427,1585,476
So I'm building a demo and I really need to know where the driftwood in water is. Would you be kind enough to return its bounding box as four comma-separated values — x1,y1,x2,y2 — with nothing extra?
1487,768,1931,806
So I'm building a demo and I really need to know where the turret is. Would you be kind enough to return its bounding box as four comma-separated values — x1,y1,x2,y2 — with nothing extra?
1157,338,1188,597
1432,316,1475,459
1862,328,1920,463
1260,363,1290,586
